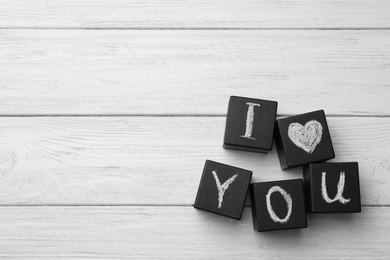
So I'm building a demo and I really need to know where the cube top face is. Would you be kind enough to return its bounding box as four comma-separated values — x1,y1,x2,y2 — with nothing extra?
275,110,335,169
224,96,278,153
250,179,307,232
194,160,253,220
303,162,361,213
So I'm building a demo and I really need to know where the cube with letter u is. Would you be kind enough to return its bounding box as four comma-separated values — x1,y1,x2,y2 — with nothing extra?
303,162,361,213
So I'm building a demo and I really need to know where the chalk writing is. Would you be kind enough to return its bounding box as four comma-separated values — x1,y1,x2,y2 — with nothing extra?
266,186,292,224
321,171,351,204
212,171,238,208
288,120,323,153
241,102,260,140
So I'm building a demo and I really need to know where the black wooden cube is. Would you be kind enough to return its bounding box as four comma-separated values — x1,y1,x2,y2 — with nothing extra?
303,162,361,213
194,160,252,220
223,96,278,153
274,110,335,170
250,179,307,232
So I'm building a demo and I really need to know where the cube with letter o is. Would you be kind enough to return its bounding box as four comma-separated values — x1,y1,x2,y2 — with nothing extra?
250,179,307,232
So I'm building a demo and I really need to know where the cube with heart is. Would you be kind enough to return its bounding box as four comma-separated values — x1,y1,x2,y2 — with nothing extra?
274,110,335,170
194,160,253,219
303,162,361,213
223,96,278,153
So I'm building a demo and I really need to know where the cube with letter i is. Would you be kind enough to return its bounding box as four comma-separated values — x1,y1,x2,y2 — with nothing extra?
223,96,278,153
250,179,307,232
303,162,361,213
194,160,252,220
274,110,335,170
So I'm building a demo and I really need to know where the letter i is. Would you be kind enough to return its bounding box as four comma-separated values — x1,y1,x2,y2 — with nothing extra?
241,102,260,140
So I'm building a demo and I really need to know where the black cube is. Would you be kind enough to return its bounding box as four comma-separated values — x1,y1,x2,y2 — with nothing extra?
194,160,253,220
303,162,361,213
274,110,335,170
250,179,307,232
224,96,278,153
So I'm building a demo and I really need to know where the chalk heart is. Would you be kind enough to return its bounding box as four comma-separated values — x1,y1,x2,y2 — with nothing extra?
288,120,323,154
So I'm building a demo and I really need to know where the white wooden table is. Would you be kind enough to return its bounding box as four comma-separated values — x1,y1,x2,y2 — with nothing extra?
1,1,390,258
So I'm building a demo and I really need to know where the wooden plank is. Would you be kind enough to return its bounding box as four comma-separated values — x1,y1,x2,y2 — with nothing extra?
1,30,389,116
0,116,388,205
1,0,390,28
0,206,388,259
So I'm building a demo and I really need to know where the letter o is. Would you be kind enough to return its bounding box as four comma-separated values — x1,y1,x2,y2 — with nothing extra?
266,186,293,224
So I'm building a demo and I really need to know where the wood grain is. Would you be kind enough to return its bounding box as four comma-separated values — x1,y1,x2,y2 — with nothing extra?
1,0,388,258
0,116,388,205
0,206,388,259
1,0,390,29
1,30,389,116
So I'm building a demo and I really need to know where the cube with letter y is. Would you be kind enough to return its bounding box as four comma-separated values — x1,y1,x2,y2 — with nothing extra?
250,179,307,232
274,110,335,170
194,160,252,219
303,162,361,213
223,96,278,153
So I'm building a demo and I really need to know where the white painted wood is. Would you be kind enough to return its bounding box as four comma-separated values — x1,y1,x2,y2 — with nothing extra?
0,117,388,205
1,0,388,258
0,206,388,259
1,30,389,116
1,0,390,28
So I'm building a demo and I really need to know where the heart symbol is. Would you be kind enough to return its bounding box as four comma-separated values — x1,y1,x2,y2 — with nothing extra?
288,120,323,154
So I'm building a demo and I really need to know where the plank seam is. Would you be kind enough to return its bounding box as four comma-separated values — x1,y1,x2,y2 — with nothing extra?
1,27,390,30
0,204,386,207
0,114,388,118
